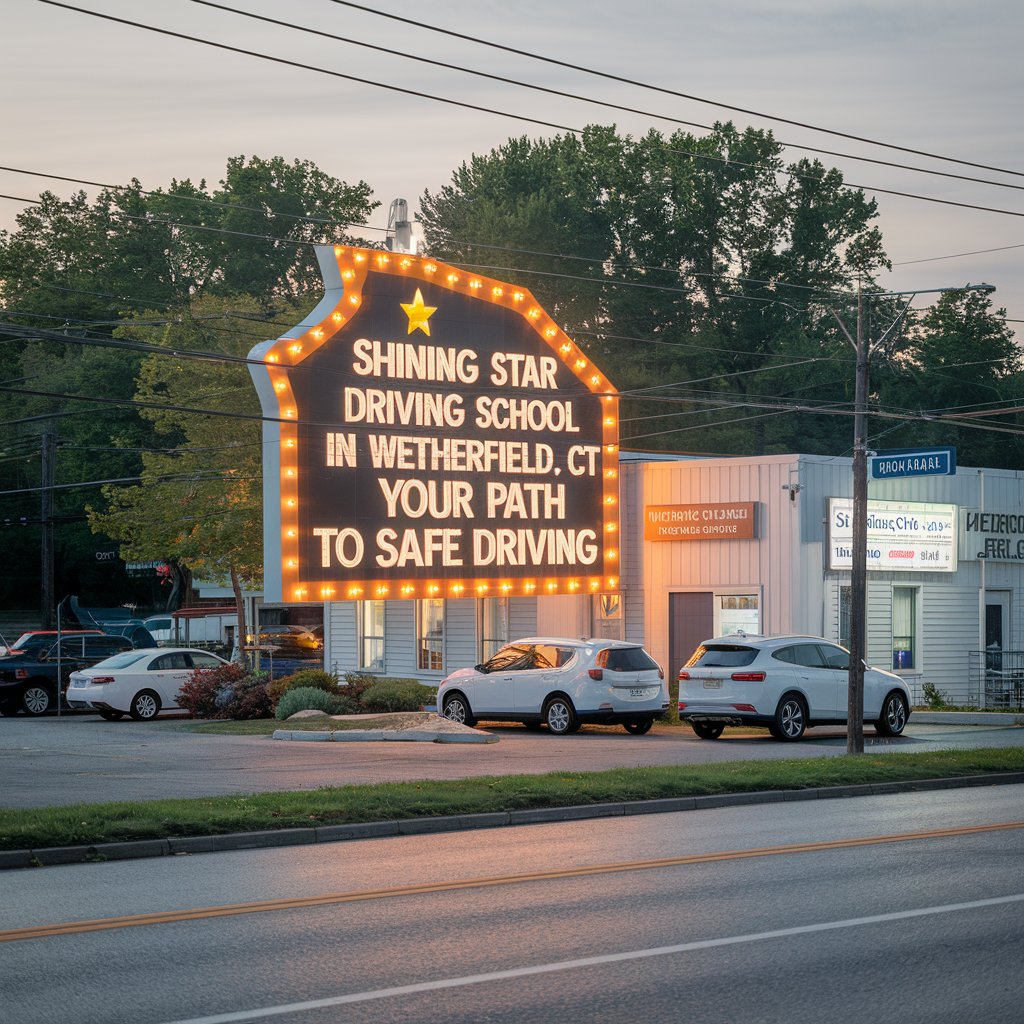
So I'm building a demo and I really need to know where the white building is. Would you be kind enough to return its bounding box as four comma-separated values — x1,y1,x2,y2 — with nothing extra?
322,452,1024,707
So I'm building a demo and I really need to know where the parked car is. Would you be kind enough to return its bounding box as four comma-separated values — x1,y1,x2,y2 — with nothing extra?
67,647,231,721
256,625,322,659
438,637,669,735
0,634,136,716
0,629,104,658
676,633,912,741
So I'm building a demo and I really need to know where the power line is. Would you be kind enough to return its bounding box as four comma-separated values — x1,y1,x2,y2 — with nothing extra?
325,0,1024,181
34,3,1024,222
187,0,1024,197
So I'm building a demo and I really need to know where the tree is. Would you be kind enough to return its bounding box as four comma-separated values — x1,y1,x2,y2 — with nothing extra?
86,294,302,657
877,290,1024,468
419,123,891,458
0,155,379,614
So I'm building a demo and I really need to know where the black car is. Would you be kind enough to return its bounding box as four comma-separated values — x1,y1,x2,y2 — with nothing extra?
0,634,136,716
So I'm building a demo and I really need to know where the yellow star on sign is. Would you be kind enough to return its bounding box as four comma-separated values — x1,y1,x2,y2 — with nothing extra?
401,288,437,335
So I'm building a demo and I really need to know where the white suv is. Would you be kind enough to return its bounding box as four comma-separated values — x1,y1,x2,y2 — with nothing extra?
439,637,669,735
677,634,912,741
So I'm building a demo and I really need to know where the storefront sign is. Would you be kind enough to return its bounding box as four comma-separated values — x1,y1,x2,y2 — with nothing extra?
961,509,1024,561
828,499,957,572
644,503,757,541
250,246,619,602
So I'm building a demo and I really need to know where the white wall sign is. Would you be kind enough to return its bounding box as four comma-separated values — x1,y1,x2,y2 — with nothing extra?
828,498,957,572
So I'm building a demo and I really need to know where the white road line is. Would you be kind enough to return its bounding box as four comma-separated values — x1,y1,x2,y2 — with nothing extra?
160,891,1024,1024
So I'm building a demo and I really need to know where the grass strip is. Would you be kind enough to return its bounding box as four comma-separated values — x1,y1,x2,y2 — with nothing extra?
2,747,1024,852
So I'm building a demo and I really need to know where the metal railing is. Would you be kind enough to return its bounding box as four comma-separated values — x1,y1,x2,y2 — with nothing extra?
966,650,1024,709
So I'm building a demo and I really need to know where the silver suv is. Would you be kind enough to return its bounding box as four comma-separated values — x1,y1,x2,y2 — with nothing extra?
439,637,669,735
677,633,912,741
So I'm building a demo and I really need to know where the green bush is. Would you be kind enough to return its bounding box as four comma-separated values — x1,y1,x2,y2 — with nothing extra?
360,681,437,714
921,680,949,710
275,686,341,720
267,669,339,708
177,663,272,720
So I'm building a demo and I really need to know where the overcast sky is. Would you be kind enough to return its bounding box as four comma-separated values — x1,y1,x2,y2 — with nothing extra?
4,0,1023,331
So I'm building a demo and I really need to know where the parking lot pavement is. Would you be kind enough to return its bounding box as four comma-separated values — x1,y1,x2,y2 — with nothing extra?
1,714,1022,810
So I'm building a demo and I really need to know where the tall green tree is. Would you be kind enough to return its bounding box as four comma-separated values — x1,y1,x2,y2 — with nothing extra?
0,155,378,614
86,294,301,653
420,123,891,457
876,290,1024,468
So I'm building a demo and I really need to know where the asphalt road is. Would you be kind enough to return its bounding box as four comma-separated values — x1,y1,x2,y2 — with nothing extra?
2,714,1023,809
3,785,1023,1024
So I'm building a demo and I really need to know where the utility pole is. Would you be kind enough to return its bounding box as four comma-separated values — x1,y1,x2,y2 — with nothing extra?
831,282,995,754
40,431,56,630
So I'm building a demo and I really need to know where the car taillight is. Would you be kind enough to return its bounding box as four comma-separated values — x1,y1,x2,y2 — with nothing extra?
90,676,116,684
731,672,766,682
677,702,687,710
732,704,757,712
14,669,28,680
677,670,690,680
588,668,603,680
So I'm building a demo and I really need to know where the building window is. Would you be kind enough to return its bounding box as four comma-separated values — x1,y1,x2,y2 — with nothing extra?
892,587,917,670
478,597,508,662
359,600,385,672
593,593,623,640
416,599,445,672
839,586,852,649
718,594,759,636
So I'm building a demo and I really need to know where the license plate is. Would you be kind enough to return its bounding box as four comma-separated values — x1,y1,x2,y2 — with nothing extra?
629,687,653,698
703,679,723,689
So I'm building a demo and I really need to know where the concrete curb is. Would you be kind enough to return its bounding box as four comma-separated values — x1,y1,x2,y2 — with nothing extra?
907,712,1024,726
271,728,498,744
4,771,1024,871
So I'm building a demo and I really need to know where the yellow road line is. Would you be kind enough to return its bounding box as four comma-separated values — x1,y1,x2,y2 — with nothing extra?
4,819,1023,943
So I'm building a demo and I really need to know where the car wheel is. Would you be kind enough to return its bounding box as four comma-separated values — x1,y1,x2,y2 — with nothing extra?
97,709,125,722
544,697,578,735
623,719,654,735
129,690,161,721
773,694,807,741
441,693,475,727
692,721,724,740
875,692,908,736
22,684,53,716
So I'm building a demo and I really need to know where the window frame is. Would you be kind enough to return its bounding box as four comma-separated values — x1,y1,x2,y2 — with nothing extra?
477,596,509,664
416,598,446,674
891,585,920,671
358,600,386,673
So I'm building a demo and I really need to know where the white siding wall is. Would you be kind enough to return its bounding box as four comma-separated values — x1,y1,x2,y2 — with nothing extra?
632,455,802,678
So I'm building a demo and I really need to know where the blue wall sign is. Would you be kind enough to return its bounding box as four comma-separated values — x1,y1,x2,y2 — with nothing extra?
869,447,956,480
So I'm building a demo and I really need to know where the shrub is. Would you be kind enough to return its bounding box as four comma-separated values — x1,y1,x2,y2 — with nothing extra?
228,673,273,720
360,681,437,714
921,680,948,710
177,664,273,720
267,669,339,708
276,686,343,720
178,663,248,719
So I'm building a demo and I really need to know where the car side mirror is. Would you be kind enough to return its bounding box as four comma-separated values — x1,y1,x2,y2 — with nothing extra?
474,663,487,673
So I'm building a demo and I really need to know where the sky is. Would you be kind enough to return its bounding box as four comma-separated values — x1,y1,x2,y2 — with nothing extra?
4,0,1023,332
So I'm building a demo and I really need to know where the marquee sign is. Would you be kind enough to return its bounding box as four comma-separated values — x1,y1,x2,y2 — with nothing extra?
250,245,619,603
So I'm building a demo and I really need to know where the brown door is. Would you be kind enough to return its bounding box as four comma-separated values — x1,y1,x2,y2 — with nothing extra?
669,592,715,683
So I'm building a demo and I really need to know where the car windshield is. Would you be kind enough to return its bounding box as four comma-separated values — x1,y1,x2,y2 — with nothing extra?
93,650,151,669
686,644,758,668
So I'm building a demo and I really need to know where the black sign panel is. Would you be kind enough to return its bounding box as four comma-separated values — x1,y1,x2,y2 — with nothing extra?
259,248,619,602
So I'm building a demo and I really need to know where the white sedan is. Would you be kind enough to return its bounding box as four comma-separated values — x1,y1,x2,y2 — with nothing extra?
67,647,229,721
